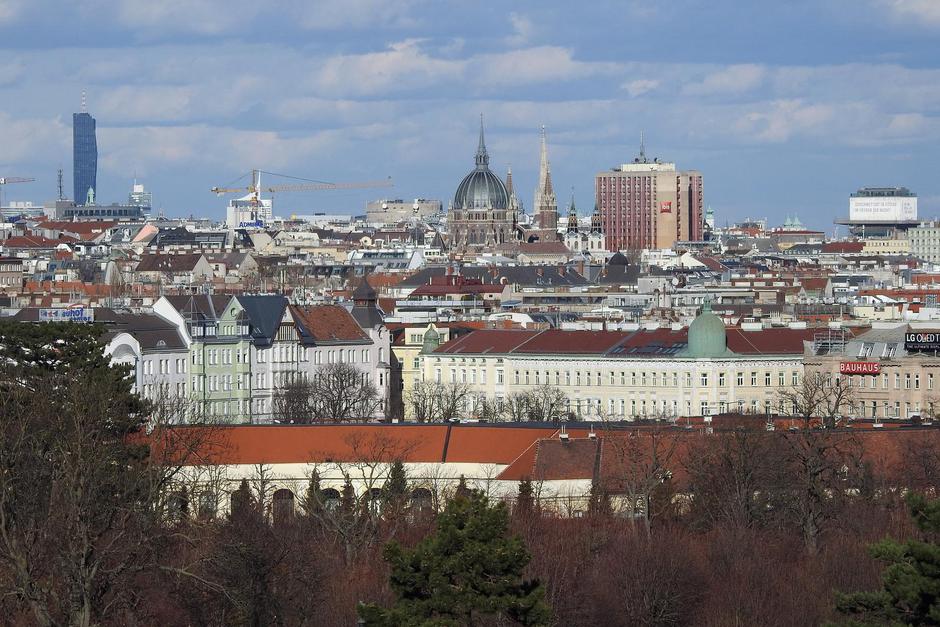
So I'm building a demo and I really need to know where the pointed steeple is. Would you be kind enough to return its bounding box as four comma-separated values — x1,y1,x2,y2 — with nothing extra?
475,114,489,168
534,124,558,232
506,165,521,215
567,188,579,233
591,202,602,234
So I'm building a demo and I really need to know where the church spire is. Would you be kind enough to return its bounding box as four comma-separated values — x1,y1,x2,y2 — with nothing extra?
534,124,558,232
475,114,489,168
567,188,579,233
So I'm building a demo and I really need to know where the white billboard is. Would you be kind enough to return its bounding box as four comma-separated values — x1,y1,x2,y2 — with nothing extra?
849,196,917,222
39,306,94,323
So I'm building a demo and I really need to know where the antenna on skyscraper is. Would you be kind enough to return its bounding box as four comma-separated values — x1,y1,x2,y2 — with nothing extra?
639,130,647,163
80,90,87,113
57,168,64,200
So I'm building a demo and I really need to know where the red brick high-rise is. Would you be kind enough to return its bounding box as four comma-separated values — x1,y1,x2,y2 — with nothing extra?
596,144,703,251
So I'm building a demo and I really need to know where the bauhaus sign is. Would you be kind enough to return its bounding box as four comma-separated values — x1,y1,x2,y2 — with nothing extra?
905,332,940,352
840,361,880,375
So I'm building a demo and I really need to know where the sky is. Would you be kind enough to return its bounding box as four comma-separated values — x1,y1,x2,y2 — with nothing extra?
1,0,940,230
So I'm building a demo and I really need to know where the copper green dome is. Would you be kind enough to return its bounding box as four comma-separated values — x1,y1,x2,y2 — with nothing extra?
685,301,729,358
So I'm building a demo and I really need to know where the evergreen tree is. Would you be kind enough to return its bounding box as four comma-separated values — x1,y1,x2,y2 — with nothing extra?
454,474,472,500
359,491,551,626
515,477,535,519
301,470,323,517
833,493,940,625
382,460,409,514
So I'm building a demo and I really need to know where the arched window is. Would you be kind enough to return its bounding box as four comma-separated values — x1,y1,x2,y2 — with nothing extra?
273,488,295,525
410,487,433,512
321,488,341,512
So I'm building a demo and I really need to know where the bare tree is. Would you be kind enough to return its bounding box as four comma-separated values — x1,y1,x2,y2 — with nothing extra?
776,371,858,428
503,385,570,422
306,362,382,423
604,427,680,534
404,381,472,423
272,378,314,424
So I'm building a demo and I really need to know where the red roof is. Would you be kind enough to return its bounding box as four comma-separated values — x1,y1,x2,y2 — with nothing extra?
3,234,75,248
289,304,369,342
435,326,825,357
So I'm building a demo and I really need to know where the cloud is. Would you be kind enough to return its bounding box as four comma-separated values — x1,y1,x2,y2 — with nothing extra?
0,0,23,23
312,39,465,96
875,0,940,26
472,46,621,87
506,12,535,47
621,79,659,97
731,99,834,142
684,64,766,96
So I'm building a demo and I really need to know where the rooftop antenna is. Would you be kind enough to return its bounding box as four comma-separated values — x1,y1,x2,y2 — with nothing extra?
57,168,64,201
80,90,87,113
639,130,647,163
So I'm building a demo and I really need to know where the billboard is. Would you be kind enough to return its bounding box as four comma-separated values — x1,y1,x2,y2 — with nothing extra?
660,201,672,214
905,332,940,352
849,196,917,222
39,306,95,323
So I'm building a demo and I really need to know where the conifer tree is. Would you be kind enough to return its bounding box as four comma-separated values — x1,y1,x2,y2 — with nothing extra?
516,477,535,519
359,491,550,626
382,460,409,515
833,493,940,625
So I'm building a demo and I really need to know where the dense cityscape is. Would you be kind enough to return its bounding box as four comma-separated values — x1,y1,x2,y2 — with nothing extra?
3,2,940,626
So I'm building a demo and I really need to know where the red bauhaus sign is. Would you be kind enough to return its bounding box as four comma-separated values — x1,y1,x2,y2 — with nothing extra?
840,361,880,375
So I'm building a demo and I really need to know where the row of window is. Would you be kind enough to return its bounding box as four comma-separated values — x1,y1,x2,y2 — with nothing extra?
431,366,800,389
193,346,381,367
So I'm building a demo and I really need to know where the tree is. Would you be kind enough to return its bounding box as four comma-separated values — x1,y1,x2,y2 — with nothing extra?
307,362,383,422
271,378,314,424
382,460,409,515
776,371,858,428
833,493,940,625
404,381,472,423
0,320,208,626
359,491,551,626
516,477,536,520
504,385,570,422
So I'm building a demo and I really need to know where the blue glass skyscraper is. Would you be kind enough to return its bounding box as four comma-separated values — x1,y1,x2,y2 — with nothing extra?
72,111,97,205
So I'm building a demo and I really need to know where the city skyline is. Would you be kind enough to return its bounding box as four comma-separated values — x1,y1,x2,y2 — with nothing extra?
1,1,939,228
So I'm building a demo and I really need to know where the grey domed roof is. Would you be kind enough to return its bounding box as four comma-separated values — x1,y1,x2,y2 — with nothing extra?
453,118,509,211
685,301,729,358
608,251,629,266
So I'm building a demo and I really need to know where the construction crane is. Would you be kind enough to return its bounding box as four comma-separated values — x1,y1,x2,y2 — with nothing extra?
210,169,393,207
0,176,35,208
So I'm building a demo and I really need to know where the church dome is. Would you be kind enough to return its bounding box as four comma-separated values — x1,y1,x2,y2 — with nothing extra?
686,301,728,358
452,120,509,211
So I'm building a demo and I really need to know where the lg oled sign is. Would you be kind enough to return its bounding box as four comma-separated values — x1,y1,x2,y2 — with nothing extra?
905,332,940,352
839,362,880,375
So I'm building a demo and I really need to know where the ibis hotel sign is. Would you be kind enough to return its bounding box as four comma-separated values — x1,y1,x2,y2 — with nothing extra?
906,332,940,352
840,361,880,375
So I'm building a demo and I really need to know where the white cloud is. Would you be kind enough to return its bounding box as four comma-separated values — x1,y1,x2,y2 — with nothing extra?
684,64,766,96
621,79,659,97
473,46,621,87
876,0,940,26
506,12,535,47
732,99,834,142
312,39,465,96
0,0,23,23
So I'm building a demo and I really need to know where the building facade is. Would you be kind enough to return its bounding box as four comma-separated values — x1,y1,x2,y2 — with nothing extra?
72,110,97,205
366,199,442,225
419,307,810,420
596,147,703,251
804,325,940,420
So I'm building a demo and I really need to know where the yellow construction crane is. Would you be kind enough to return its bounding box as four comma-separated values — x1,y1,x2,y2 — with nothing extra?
0,176,35,207
211,169,393,206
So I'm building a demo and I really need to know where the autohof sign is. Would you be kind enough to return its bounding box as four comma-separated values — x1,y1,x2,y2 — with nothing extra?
905,332,940,352
839,361,880,375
